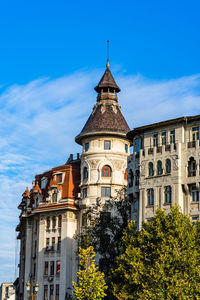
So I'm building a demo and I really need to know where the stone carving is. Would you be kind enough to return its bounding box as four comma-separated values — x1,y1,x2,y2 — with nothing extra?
172,155,179,171
111,159,124,170
140,161,146,177
89,160,100,169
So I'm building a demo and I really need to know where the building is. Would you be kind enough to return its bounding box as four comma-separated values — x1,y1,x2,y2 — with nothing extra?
16,61,130,300
127,116,200,228
0,282,15,300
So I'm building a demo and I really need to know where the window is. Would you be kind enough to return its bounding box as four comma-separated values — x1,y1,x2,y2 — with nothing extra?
135,139,140,153
82,188,87,198
147,189,154,206
165,186,172,204
157,160,163,175
104,140,111,150
52,237,55,250
46,217,50,230
56,174,62,183
52,191,57,203
161,132,166,145
135,170,139,186
50,285,54,300
128,169,133,187
44,262,48,276
170,130,175,144
153,134,158,147
101,165,112,177
191,186,199,202
101,187,111,197
166,159,171,174
52,216,56,229
192,216,199,225
57,237,61,251
148,162,154,177
56,260,60,275
41,178,46,189
50,261,54,276
85,142,89,152
56,284,59,300
46,238,50,247
124,169,128,180
44,285,48,300
192,126,199,141
188,157,196,177
125,144,128,153
58,215,62,228
83,167,88,179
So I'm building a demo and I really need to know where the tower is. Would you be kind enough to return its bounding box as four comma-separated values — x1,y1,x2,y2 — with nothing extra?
75,61,131,210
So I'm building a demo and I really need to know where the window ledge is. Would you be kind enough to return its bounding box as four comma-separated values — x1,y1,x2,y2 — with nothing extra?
163,202,172,206
145,173,171,180
146,205,154,208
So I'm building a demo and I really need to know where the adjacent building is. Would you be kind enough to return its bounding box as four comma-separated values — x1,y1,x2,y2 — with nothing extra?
127,116,200,228
15,61,130,300
0,283,15,300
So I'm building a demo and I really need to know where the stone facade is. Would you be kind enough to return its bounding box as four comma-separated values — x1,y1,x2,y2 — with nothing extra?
16,62,130,300
127,116,200,228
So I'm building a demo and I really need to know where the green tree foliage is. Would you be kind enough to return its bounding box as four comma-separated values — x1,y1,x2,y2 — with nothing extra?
112,206,200,299
77,188,131,299
73,246,107,300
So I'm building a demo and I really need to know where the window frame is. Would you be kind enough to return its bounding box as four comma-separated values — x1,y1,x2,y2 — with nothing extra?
164,186,172,204
101,186,111,197
104,140,111,150
147,188,154,206
101,165,112,177
85,142,89,152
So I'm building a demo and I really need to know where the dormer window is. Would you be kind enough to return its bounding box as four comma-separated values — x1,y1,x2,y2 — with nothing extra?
104,140,111,150
41,178,46,189
56,174,62,183
85,142,89,152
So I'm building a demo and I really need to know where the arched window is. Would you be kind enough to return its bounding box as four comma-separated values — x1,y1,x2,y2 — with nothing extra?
188,157,196,177
166,159,171,174
124,169,128,180
148,162,154,176
52,191,57,203
83,167,88,179
157,160,163,175
164,186,172,203
101,165,112,177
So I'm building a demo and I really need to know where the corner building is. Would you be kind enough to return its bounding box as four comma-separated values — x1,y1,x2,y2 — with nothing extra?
16,62,130,300
127,116,200,229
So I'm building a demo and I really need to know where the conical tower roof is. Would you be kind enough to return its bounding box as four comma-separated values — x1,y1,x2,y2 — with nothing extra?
75,62,130,145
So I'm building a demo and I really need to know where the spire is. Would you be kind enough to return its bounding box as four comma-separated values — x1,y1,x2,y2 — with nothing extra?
106,40,110,68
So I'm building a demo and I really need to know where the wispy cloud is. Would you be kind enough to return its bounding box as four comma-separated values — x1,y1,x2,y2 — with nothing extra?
0,69,200,283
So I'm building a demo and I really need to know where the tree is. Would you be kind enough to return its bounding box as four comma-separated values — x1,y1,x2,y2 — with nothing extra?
73,246,107,300
76,188,131,299
112,206,200,299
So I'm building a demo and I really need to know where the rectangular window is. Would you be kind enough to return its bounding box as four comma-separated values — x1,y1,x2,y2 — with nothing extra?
44,261,48,276
56,284,59,300
52,216,56,229
50,261,54,276
192,216,199,225
170,130,175,144
192,126,199,141
58,215,62,228
56,260,61,275
57,237,61,251
85,142,89,152
135,139,140,153
153,134,158,147
191,186,199,202
44,285,48,300
50,285,54,300
104,140,111,150
46,238,50,248
82,188,87,198
101,187,111,197
52,237,55,250
125,144,128,153
56,174,62,183
161,132,166,145
147,189,154,206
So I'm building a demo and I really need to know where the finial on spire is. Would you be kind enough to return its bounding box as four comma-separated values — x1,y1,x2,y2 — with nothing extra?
106,40,110,68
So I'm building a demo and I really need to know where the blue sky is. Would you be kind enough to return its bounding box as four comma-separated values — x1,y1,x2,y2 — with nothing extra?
1,0,200,284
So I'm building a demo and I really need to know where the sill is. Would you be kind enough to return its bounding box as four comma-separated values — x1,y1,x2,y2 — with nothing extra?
146,205,154,208
146,173,171,179
163,202,172,206
191,201,199,204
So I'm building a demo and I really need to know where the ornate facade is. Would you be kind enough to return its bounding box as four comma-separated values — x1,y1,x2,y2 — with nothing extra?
127,116,200,228
16,62,130,300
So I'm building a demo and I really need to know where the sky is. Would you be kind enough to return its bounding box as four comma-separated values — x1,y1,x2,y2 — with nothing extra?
1,0,200,284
